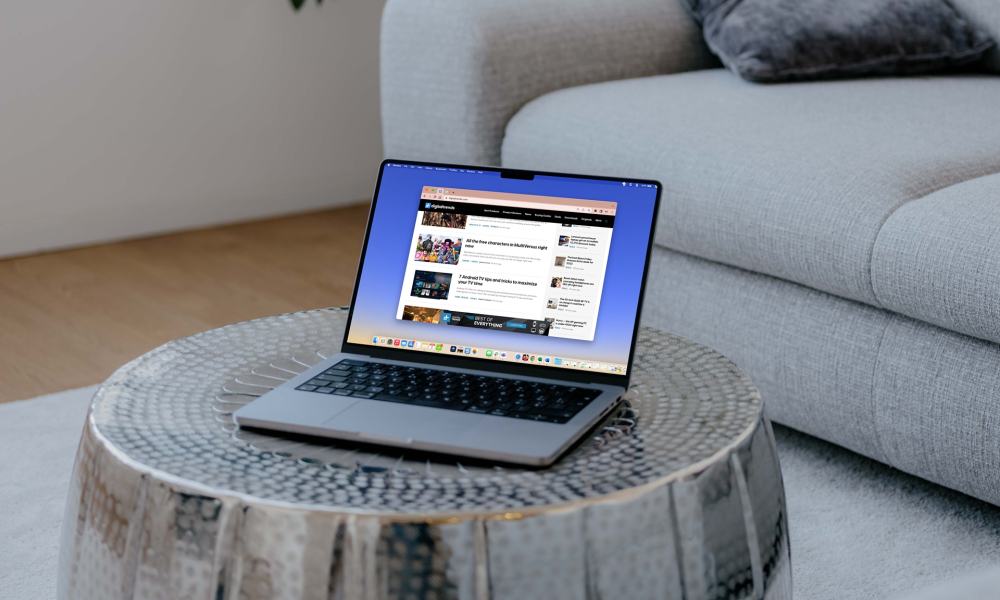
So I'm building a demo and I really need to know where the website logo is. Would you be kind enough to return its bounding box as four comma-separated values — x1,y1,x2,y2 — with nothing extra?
423,202,456,211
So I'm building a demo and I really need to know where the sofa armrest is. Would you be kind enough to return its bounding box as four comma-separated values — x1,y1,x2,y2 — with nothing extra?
380,0,716,165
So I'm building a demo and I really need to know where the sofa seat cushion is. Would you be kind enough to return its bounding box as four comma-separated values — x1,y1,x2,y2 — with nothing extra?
501,70,1000,313
644,245,1000,507
873,174,1000,346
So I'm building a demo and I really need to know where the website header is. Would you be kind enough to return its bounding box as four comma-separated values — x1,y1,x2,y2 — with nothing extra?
419,197,615,228
421,187,617,215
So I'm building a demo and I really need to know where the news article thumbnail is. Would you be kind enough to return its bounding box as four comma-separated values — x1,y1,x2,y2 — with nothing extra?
410,270,452,300
414,234,462,265
421,211,467,229
402,305,442,323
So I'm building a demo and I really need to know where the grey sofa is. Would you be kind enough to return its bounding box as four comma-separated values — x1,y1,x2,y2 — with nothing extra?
381,0,1000,596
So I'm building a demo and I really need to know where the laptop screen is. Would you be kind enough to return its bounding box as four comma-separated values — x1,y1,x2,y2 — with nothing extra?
344,161,659,379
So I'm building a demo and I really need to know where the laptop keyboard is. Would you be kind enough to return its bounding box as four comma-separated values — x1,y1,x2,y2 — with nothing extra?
295,359,602,424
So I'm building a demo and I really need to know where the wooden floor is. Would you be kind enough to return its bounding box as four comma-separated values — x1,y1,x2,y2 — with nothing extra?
0,203,370,403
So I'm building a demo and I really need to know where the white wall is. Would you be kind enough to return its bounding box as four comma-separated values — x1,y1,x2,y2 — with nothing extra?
0,0,385,257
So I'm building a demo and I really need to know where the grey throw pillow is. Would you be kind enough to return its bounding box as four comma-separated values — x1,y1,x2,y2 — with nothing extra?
683,0,996,82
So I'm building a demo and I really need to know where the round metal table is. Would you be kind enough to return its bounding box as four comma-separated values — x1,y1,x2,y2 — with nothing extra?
58,308,790,599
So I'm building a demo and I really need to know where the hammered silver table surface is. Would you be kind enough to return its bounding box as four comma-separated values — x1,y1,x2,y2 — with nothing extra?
58,308,791,600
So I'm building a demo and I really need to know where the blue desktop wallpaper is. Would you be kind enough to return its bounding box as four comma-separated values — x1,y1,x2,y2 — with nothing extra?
346,162,659,373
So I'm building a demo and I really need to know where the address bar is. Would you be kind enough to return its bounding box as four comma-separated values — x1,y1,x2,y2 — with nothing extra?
420,192,612,214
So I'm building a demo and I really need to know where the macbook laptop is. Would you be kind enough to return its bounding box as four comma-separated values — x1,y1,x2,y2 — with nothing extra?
234,159,661,466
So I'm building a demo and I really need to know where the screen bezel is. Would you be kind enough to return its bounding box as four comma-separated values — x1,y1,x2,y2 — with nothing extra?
340,158,662,387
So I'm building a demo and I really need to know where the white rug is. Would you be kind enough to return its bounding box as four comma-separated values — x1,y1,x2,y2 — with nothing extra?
0,386,98,599
1,386,999,599
773,426,1000,600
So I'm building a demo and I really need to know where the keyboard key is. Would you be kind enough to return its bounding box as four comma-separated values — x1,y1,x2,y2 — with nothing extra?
408,397,453,410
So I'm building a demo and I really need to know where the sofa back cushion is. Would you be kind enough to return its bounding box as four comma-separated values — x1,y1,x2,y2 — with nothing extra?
683,0,996,82
951,0,1000,70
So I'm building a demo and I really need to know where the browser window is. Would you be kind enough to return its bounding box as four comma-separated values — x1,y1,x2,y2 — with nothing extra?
396,187,615,342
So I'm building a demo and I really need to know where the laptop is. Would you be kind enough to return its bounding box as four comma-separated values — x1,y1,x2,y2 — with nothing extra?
234,159,661,466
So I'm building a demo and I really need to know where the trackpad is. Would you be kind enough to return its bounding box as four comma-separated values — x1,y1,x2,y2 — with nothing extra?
325,401,483,444
237,391,359,427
